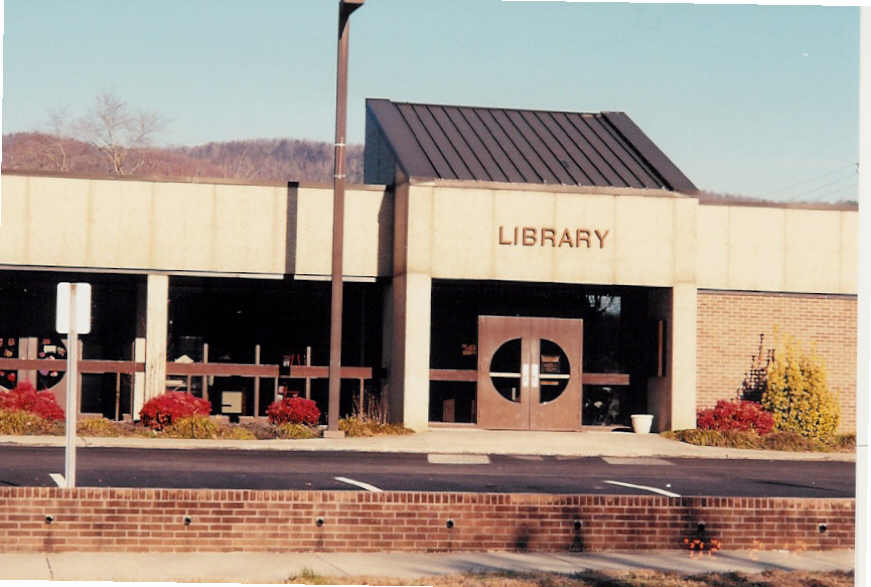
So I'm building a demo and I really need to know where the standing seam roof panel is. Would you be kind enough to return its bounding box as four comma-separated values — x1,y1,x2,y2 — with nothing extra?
364,99,697,193
508,110,577,185
566,114,642,188
475,108,542,183
396,103,456,179
412,104,474,180
549,112,623,186
458,107,524,183
365,99,437,178
586,116,660,188
428,105,491,181
595,116,664,188
445,108,508,182
518,110,593,185
490,109,558,183
540,111,608,185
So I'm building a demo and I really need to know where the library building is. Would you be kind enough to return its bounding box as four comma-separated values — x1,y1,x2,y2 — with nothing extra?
0,99,858,433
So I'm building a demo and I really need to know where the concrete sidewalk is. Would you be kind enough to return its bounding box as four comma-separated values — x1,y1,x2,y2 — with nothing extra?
0,550,855,582
0,429,856,461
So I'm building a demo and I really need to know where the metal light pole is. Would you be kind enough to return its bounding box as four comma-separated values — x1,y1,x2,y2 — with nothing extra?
327,0,364,434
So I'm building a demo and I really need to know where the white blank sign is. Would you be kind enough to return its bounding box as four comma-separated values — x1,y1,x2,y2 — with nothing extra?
56,283,92,334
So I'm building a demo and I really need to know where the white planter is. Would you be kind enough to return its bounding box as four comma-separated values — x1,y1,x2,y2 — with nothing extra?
631,414,654,434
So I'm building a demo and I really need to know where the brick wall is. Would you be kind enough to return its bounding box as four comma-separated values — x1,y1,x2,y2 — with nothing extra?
697,291,857,432
0,487,854,553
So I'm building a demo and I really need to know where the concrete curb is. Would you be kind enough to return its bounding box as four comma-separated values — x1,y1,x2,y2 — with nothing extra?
0,550,855,582
0,430,856,461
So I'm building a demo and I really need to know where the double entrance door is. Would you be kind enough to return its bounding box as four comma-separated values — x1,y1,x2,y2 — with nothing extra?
477,316,583,431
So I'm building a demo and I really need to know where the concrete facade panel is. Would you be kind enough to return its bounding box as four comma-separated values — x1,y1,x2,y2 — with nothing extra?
490,190,556,282
88,180,125,268
144,274,169,402
727,206,785,292
672,198,698,284
552,193,616,284
671,283,697,430
151,183,216,270
697,204,856,295
0,176,288,275
22,177,90,266
0,175,29,262
110,181,154,269
212,185,284,274
425,186,686,287
696,206,730,289
293,187,332,276
406,186,434,275
783,209,840,293
614,196,674,286
840,211,857,293
431,187,493,278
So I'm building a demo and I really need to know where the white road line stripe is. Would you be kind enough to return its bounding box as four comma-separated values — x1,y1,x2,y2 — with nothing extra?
49,473,65,488
334,476,383,492
604,480,681,497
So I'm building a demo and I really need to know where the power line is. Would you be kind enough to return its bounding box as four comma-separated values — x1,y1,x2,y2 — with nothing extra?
786,166,858,201
793,173,858,202
764,162,857,198
807,178,859,203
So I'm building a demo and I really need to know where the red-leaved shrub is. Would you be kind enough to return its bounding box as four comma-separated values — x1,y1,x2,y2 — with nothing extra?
140,391,212,430
697,399,774,435
0,381,65,421
266,397,320,426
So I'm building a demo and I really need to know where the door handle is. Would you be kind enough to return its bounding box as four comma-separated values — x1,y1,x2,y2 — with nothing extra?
531,363,539,388
521,363,529,387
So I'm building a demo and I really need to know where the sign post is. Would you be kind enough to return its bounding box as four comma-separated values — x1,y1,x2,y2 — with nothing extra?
56,282,91,488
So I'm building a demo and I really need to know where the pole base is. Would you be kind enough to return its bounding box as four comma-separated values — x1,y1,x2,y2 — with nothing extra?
322,429,346,439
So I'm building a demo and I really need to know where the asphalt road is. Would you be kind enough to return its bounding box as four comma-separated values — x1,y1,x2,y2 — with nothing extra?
0,446,855,497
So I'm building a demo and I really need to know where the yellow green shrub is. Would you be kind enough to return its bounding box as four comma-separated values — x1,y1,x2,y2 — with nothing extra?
664,428,762,449
219,425,257,440
274,422,318,439
163,415,219,439
77,417,125,437
339,416,414,437
761,333,839,442
0,408,61,435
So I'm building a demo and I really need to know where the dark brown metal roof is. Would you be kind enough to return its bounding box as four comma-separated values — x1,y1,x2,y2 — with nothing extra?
364,98,697,194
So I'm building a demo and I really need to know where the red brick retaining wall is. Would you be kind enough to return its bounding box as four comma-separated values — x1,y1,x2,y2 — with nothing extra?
0,487,854,553
697,290,857,432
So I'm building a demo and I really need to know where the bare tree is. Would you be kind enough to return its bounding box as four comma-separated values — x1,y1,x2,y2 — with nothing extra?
40,106,81,172
73,92,167,175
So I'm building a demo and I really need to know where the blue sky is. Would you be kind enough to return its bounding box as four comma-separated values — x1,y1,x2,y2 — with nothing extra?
1,1,859,202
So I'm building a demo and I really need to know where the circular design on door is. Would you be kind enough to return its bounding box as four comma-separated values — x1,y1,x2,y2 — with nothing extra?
489,338,521,403
0,337,19,389
37,337,67,389
539,339,570,403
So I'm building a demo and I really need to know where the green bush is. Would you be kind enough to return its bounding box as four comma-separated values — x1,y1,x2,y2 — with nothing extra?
0,408,62,435
274,422,318,439
761,334,840,442
163,415,219,439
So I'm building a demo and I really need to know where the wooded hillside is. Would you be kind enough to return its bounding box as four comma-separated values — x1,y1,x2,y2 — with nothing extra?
2,132,365,184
